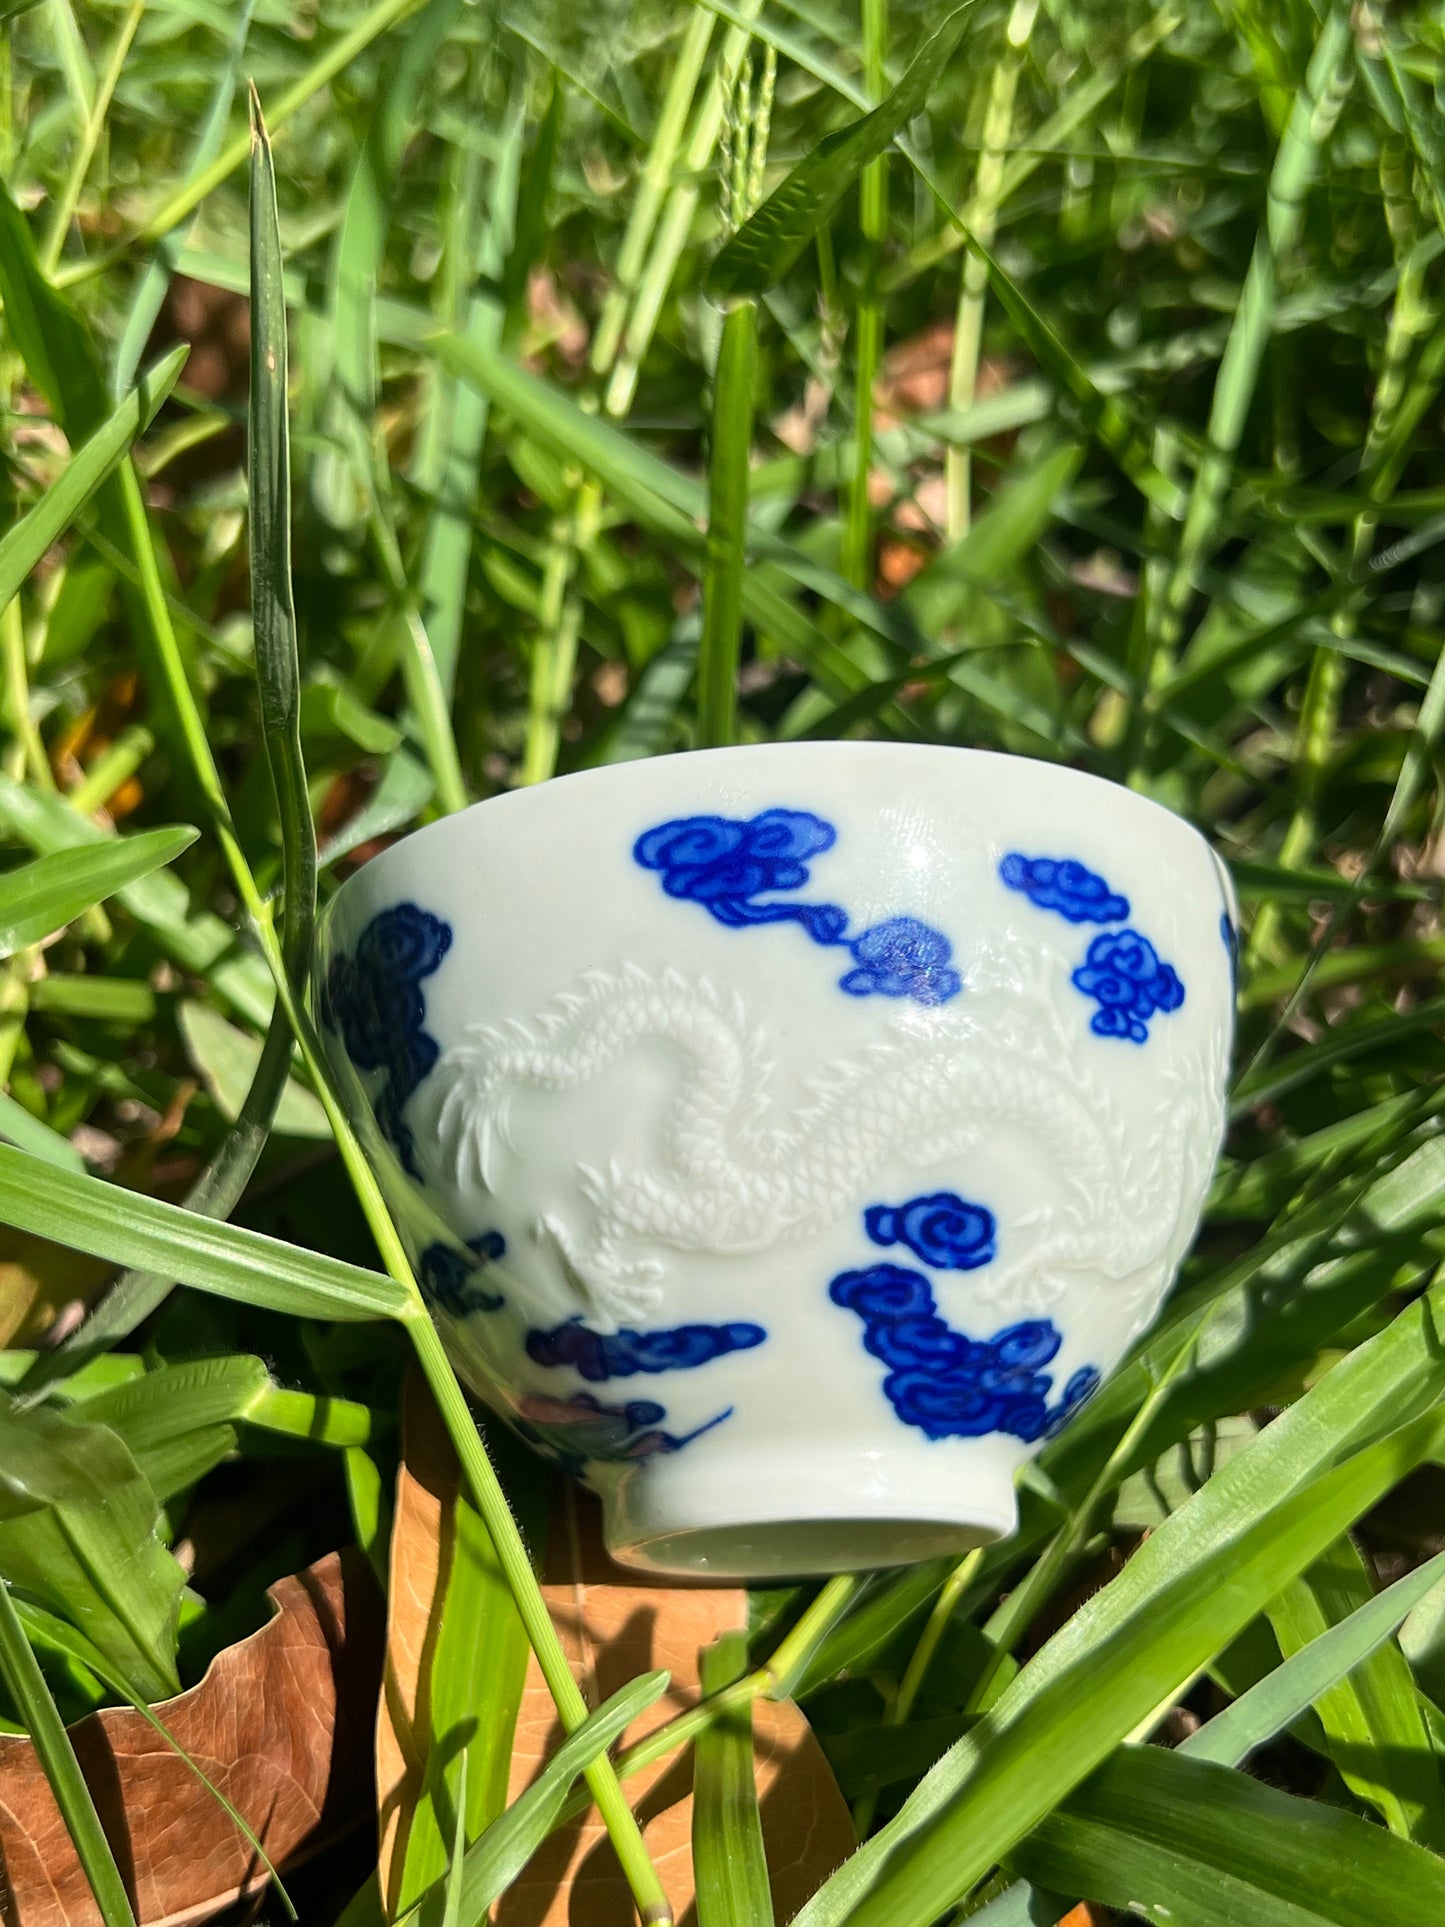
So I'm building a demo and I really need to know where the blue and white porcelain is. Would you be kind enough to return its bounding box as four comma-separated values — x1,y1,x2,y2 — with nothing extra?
317,744,1235,1578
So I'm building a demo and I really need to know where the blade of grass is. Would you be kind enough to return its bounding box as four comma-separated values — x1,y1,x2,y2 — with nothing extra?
591,7,715,375
39,0,142,273
0,825,198,958
0,1140,411,1320
241,103,668,1922
945,0,1039,541
1265,1535,1445,1845
1129,8,1353,774
0,1577,138,1927
693,1630,774,1927
843,0,891,593
400,1673,671,1927
53,0,430,288
699,299,758,746
111,0,257,394
0,345,187,609
605,0,763,419
413,101,521,701
247,81,314,995
43,0,93,124
979,1543,1445,1924
706,5,973,300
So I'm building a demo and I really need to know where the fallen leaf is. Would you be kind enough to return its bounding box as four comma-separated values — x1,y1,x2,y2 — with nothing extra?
493,1489,855,1927
0,1549,384,1927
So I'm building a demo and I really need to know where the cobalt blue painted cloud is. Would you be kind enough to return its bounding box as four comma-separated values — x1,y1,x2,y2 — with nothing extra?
526,1317,766,1382
633,810,845,938
634,807,960,1007
830,1260,1100,1444
995,850,1187,1043
323,901,452,1174
1073,928,1185,1044
418,1230,506,1319
839,917,962,1005
865,1191,996,1271
512,1389,732,1481
999,852,1130,924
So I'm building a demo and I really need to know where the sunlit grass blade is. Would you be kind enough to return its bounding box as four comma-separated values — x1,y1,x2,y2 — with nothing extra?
0,1578,138,1927
698,301,757,746
1010,1744,1445,1927
884,7,1183,294
399,1672,671,1927
0,1089,85,1173
111,1,257,393
0,825,198,958
248,87,316,992
0,776,272,1024
1134,7,1353,734
0,1140,412,1321
39,0,143,274
55,0,430,288
707,6,973,300
794,1275,1445,1927
944,0,1038,541
21,1008,306,1393
234,103,666,1923
1187,1545,1445,1767
1266,1536,1445,1845
413,103,521,700
0,344,186,606
693,1631,773,1927
591,8,715,374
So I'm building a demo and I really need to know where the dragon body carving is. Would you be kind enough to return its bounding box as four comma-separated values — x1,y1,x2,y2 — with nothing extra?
421,958,1225,1332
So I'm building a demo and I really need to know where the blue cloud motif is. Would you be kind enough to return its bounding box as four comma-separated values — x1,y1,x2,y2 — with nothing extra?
419,1230,506,1318
512,1389,732,1481
999,852,1130,925
839,917,962,1006
526,1316,766,1382
865,1191,996,1271
633,808,960,1008
1072,928,1185,1044
829,1259,1099,1444
323,901,452,1175
633,810,846,942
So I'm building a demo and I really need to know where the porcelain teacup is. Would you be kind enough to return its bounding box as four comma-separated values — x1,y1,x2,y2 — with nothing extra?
317,743,1234,1577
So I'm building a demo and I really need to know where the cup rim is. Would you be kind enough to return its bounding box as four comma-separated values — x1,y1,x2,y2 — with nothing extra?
324,740,1219,918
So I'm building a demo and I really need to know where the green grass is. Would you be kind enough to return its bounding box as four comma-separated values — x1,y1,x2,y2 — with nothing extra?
4,1,1445,1924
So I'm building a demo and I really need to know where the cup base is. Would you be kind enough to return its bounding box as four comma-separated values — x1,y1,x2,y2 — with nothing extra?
600,1442,1020,1580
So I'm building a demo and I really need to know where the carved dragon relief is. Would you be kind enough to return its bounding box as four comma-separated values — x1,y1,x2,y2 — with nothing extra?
419,945,1226,1336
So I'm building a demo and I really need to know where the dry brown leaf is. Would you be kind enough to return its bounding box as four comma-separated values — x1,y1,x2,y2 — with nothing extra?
493,1490,855,1927
0,1550,383,1927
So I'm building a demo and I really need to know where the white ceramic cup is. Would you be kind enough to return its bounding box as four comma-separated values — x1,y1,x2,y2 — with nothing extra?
317,743,1235,1578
